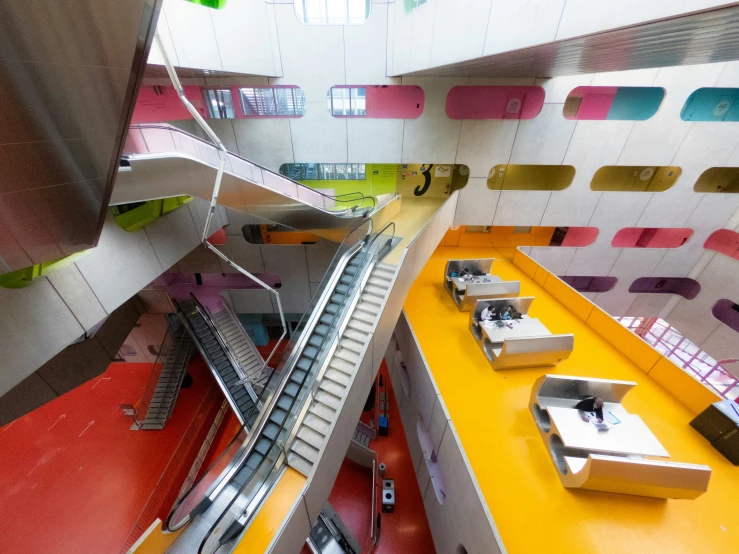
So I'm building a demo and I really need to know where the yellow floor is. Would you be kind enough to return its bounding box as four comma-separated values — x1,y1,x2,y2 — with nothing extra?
404,246,739,554
384,196,446,264
232,468,307,554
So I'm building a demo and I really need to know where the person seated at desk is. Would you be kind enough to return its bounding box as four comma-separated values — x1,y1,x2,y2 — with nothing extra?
500,306,513,321
480,305,498,322
575,396,605,422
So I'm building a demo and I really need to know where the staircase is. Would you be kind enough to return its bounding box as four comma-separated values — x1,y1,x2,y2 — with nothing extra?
211,308,268,391
287,262,396,476
133,325,194,430
177,298,261,427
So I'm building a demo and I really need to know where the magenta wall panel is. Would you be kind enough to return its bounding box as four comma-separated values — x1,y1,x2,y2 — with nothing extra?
561,227,599,247
445,86,545,120
132,85,207,123
612,227,693,248
704,229,739,260
574,87,617,120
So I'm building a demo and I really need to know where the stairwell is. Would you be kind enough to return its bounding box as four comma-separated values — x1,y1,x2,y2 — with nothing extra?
287,262,396,476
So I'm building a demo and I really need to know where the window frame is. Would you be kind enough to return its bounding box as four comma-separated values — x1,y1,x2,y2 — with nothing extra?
327,86,367,117
238,86,306,118
294,0,371,26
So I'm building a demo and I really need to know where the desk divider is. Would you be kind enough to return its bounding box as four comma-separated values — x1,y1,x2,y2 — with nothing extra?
512,248,722,415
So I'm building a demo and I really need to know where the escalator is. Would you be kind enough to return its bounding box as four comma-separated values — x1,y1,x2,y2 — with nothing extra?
165,220,395,554
176,296,261,428
113,124,399,239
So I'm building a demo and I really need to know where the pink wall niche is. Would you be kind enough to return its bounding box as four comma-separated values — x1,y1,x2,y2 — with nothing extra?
564,86,618,120
561,227,599,247
704,229,739,260
612,227,693,248
131,85,207,123
445,86,545,120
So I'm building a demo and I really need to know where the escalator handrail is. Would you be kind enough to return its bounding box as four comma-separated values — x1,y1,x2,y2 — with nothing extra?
203,238,367,505
195,227,387,553
165,221,372,531
282,222,397,458
235,218,374,427
172,298,254,427
188,294,260,405
127,123,377,213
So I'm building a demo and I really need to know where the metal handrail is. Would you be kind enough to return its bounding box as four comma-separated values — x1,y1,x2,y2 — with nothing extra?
133,324,174,426
189,294,260,406
217,299,268,387
166,222,373,531
173,298,255,426
127,123,377,213
197,235,381,551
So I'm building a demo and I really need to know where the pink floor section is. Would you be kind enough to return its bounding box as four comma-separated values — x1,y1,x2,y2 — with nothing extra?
326,360,436,553
0,358,215,554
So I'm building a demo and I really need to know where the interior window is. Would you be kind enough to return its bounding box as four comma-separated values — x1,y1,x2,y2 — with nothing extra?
327,87,367,116
240,87,306,117
203,89,236,119
295,0,371,25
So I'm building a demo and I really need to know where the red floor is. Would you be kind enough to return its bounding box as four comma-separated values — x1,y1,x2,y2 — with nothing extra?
0,357,216,554
326,360,436,554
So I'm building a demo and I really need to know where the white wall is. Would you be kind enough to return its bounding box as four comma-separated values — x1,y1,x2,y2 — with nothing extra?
149,2,739,375
0,200,209,396
386,0,734,75
386,312,506,554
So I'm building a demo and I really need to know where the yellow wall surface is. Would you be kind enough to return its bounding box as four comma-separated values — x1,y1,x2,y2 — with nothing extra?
403,245,737,554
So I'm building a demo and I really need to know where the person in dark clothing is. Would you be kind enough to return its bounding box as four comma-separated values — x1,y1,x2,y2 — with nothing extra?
575,396,604,422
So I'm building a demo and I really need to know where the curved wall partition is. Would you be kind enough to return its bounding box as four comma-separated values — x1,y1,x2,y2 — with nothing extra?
590,166,681,192
694,167,739,193
563,86,664,121
327,85,424,118
704,229,739,260
628,277,701,299
681,88,739,121
712,299,739,334
612,228,693,248
487,165,575,191
446,86,545,120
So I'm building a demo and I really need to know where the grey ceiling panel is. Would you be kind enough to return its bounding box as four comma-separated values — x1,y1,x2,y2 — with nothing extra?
0,0,162,272
400,5,739,78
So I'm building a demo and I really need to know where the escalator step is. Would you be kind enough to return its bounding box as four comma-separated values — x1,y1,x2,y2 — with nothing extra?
263,422,280,441
314,324,329,337
297,358,312,372
330,293,344,304
320,314,333,326
290,369,307,384
245,452,263,472
285,382,299,397
348,257,361,267
270,408,287,426
308,335,323,349
325,303,339,315
340,275,353,285
345,266,358,276
277,395,293,412
335,284,349,295
303,346,319,360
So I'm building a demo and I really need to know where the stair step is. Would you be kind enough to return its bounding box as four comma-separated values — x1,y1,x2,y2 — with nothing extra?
304,412,331,435
364,285,387,298
335,348,360,365
315,390,342,410
329,358,355,375
357,302,380,316
367,277,389,289
339,338,364,355
297,426,326,450
343,328,368,344
288,451,313,477
324,368,351,387
292,438,320,463
310,401,337,422
353,310,376,325
319,378,346,398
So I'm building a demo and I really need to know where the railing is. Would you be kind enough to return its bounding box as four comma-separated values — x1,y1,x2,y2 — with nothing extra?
196,222,394,553
166,219,373,532
125,123,377,215
174,297,259,424
133,324,175,428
